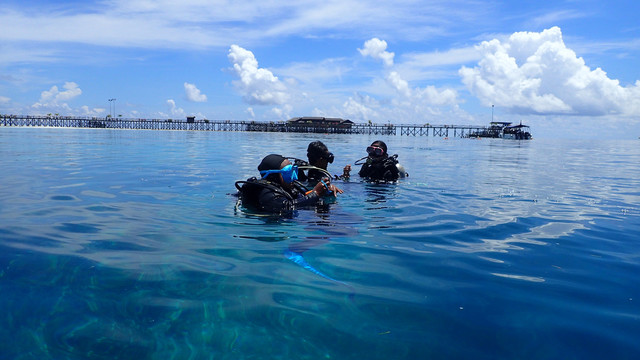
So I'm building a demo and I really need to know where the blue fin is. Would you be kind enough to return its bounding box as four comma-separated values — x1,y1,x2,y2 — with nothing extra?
284,249,340,282
284,249,356,299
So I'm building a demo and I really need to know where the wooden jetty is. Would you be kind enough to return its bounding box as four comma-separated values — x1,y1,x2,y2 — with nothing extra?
1,114,488,138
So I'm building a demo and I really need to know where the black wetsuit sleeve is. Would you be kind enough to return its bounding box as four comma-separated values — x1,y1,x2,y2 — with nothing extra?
383,163,400,181
258,188,320,212
359,163,372,178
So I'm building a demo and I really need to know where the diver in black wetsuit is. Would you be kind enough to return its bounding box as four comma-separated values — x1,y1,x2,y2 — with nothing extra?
305,141,335,183
358,140,407,182
236,154,342,213
294,141,350,185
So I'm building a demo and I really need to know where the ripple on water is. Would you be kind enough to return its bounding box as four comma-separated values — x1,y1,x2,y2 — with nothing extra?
2,130,640,359
55,222,102,234
86,205,121,212
49,195,79,201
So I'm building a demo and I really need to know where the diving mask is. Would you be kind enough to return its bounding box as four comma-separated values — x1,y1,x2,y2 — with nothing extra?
366,146,385,157
324,152,335,163
260,164,299,183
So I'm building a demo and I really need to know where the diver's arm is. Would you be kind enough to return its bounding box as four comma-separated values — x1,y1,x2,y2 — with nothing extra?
341,164,351,179
292,180,338,206
293,190,321,207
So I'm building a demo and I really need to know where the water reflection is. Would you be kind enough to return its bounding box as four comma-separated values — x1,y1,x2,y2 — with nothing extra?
363,182,398,209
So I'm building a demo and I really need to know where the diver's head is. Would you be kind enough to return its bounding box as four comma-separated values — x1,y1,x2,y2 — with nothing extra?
367,140,387,158
258,154,298,187
307,141,334,168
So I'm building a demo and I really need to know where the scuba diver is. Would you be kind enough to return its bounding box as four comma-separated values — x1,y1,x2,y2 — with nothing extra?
235,154,343,213
293,141,351,184
356,140,408,182
306,141,336,182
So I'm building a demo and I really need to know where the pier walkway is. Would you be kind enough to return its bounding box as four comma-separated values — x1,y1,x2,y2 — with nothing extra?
1,115,487,138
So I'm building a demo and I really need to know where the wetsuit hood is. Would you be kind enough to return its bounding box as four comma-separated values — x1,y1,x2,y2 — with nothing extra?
258,154,287,183
371,140,388,154
258,154,286,172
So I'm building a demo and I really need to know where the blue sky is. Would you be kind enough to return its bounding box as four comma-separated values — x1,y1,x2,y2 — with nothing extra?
1,0,639,138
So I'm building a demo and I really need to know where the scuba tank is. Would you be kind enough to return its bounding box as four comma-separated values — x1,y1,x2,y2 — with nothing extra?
396,163,408,178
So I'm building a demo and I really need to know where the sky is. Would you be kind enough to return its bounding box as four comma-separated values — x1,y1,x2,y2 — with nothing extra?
1,0,640,139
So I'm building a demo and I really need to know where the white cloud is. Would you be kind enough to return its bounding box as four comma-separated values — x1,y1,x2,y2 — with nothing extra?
397,47,481,83
342,93,380,121
0,96,10,104
402,47,481,68
246,107,255,119
167,99,185,117
387,72,411,97
529,10,588,28
460,26,640,116
386,71,458,106
0,7,226,50
228,44,288,105
32,82,82,110
184,82,207,102
41,82,81,103
80,105,105,116
0,1,493,55
275,58,350,87
271,104,293,120
332,40,463,124
359,38,395,67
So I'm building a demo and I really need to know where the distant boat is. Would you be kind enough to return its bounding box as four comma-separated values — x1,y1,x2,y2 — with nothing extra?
470,121,511,138
468,121,532,140
502,123,532,140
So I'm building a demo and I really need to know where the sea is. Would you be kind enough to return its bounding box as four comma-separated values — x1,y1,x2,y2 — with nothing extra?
1,127,639,360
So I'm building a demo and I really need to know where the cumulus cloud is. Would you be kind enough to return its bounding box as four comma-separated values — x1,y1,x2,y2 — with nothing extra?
359,38,395,67
339,39,462,124
167,99,185,117
32,82,82,110
342,93,380,121
184,82,207,102
460,26,640,116
338,81,462,123
271,104,293,120
80,105,105,116
0,95,10,104
386,71,458,107
387,72,411,97
246,107,255,119
228,44,288,105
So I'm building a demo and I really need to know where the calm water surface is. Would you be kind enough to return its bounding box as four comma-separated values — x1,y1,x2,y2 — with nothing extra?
1,127,639,359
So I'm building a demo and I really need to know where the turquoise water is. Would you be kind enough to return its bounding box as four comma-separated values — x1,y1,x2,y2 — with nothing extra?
1,127,639,359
